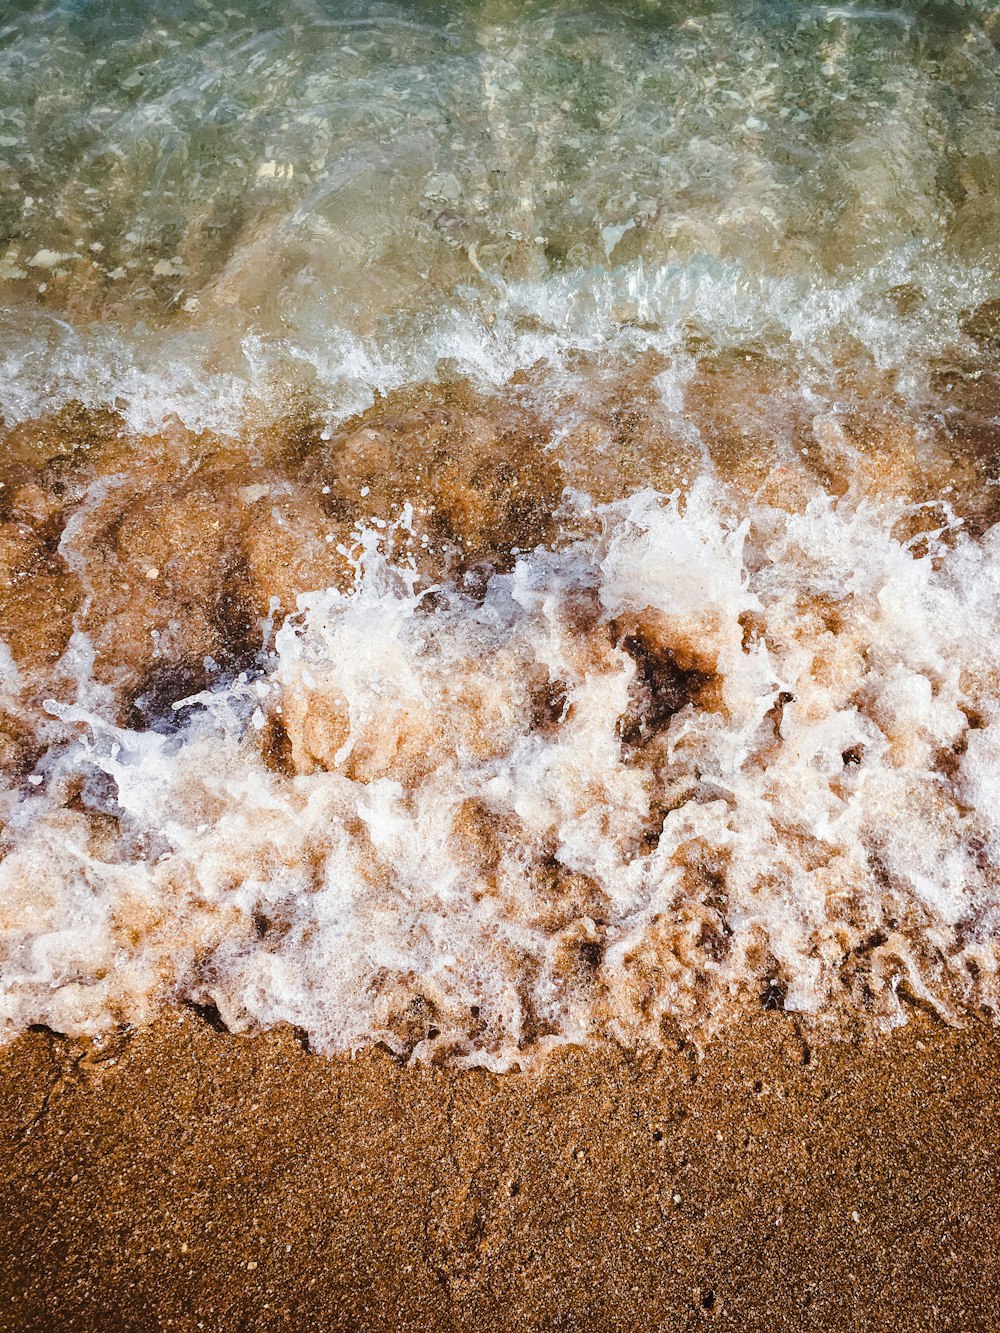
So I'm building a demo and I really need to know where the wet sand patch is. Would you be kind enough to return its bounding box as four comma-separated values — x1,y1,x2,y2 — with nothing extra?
1,1007,997,1331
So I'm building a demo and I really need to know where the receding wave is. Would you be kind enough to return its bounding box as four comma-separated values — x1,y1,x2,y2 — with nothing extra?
1,0,999,1065
1,467,998,1067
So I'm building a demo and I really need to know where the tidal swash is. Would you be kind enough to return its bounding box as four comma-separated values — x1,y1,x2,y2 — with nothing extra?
0,0,999,1068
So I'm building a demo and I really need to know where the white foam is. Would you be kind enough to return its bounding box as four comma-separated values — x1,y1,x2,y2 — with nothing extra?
2,481,997,1065
0,251,993,437
1,0,999,1063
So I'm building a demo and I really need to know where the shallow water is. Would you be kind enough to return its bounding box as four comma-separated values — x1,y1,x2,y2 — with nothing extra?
1,0,999,1065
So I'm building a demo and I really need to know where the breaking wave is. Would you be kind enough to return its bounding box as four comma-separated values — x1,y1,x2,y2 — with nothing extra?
2,479,999,1067
1,0,999,1064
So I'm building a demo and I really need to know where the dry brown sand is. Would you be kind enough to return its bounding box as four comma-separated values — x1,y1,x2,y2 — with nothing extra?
1,1008,997,1331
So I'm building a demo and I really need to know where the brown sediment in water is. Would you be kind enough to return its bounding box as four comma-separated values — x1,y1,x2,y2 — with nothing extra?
3,361,1000,1053
0,1008,997,1331
1,349,997,748
0,385,565,737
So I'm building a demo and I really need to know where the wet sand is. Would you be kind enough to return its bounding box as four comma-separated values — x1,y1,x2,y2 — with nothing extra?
1,1009,997,1331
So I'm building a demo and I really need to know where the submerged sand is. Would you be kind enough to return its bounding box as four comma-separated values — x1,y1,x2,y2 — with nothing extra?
1,1010,997,1331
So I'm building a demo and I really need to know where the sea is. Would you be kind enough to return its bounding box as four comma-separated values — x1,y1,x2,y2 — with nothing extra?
0,0,998,1067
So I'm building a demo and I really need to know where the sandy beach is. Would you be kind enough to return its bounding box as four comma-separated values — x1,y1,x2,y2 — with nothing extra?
2,1009,997,1331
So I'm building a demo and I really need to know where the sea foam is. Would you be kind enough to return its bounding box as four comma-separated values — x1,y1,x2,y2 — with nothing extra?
2,479,997,1067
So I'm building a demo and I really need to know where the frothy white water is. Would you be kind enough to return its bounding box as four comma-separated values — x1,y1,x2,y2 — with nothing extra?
1,0,999,1062
2,250,994,436
2,480,998,1066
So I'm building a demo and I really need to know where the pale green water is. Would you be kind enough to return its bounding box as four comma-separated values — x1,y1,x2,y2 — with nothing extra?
0,0,997,425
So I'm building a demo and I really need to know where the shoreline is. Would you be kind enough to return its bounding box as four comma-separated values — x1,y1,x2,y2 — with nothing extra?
2,3,999,1327
2,1008,997,1331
